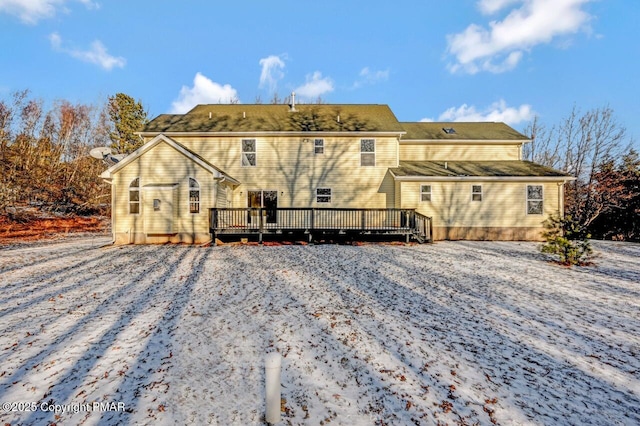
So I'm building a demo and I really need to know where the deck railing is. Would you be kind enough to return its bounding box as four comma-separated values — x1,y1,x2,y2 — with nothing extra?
210,208,432,242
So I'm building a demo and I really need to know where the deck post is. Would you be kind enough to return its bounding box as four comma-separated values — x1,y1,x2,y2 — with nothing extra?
259,208,264,245
210,209,217,246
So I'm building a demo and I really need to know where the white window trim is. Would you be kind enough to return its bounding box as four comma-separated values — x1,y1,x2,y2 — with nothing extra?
420,184,432,202
129,177,140,215
316,188,332,203
314,138,324,155
526,184,544,215
241,139,257,167
189,177,200,214
471,184,482,202
360,138,376,167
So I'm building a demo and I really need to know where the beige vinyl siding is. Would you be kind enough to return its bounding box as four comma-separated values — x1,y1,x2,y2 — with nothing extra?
176,136,398,208
400,181,561,228
111,141,213,242
215,183,228,208
399,143,521,161
394,180,402,208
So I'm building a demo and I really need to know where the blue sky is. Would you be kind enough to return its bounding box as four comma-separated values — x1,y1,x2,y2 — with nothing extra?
1,0,638,145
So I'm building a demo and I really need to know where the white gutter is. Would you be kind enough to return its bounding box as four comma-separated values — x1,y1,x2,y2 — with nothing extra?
392,175,576,182
138,131,407,138
398,139,530,145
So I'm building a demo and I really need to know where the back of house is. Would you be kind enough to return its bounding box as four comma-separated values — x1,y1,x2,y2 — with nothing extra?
100,102,573,244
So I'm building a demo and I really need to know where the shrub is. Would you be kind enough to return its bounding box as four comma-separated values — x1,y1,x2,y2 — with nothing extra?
541,214,592,266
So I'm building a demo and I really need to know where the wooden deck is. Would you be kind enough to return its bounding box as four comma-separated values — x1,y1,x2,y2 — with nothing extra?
210,208,432,244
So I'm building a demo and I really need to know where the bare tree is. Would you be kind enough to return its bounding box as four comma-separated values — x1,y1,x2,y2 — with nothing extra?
0,90,112,217
270,92,281,105
523,105,629,227
523,116,562,168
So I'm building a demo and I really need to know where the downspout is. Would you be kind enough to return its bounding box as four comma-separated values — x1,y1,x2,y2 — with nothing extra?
211,177,219,244
105,179,116,245
212,177,219,208
558,181,566,218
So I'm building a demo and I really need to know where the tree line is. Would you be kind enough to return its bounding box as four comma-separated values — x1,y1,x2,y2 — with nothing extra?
523,106,639,241
0,90,146,220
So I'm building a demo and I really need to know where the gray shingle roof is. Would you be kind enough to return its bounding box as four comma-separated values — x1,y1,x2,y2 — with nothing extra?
391,161,571,178
143,104,405,133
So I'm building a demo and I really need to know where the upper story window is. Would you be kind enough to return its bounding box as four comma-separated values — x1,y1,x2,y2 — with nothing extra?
129,178,140,214
314,138,324,155
472,185,482,202
421,185,432,202
527,185,543,214
241,139,256,167
189,178,200,213
360,139,375,166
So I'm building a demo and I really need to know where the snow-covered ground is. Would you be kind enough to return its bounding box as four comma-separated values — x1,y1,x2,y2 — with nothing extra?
0,236,639,425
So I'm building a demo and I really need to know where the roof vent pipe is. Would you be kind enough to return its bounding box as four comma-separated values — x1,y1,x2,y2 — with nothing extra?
290,92,296,112
209,112,212,119
243,111,246,119
337,115,340,123
444,162,448,169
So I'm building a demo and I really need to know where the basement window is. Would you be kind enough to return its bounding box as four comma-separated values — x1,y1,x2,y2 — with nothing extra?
421,185,432,202
527,185,543,215
316,188,332,203
129,178,140,214
472,185,482,202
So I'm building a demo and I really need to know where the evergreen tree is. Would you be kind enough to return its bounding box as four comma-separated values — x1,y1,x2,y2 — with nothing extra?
107,93,148,154
541,214,592,266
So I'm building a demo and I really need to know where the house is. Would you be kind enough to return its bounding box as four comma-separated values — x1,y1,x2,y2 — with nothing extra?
100,101,573,244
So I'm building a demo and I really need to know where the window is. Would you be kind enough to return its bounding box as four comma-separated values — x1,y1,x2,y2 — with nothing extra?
241,139,256,167
129,178,140,214
316,188,332,203
314,138,324,155
527,185,543,214
472,185,482,202
189,178,200,213
421,185,432,202
443,127,457,134
360,139,375,166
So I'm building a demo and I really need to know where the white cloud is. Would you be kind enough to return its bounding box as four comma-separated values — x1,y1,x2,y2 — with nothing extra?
0,0,98,24
353,67,390,89
170,72,239,113
49,31,62,48
422,100,534,125
49,32,125,71
447,0,594,74
294,72,334,100
477,0,520,14
258,55,286,94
